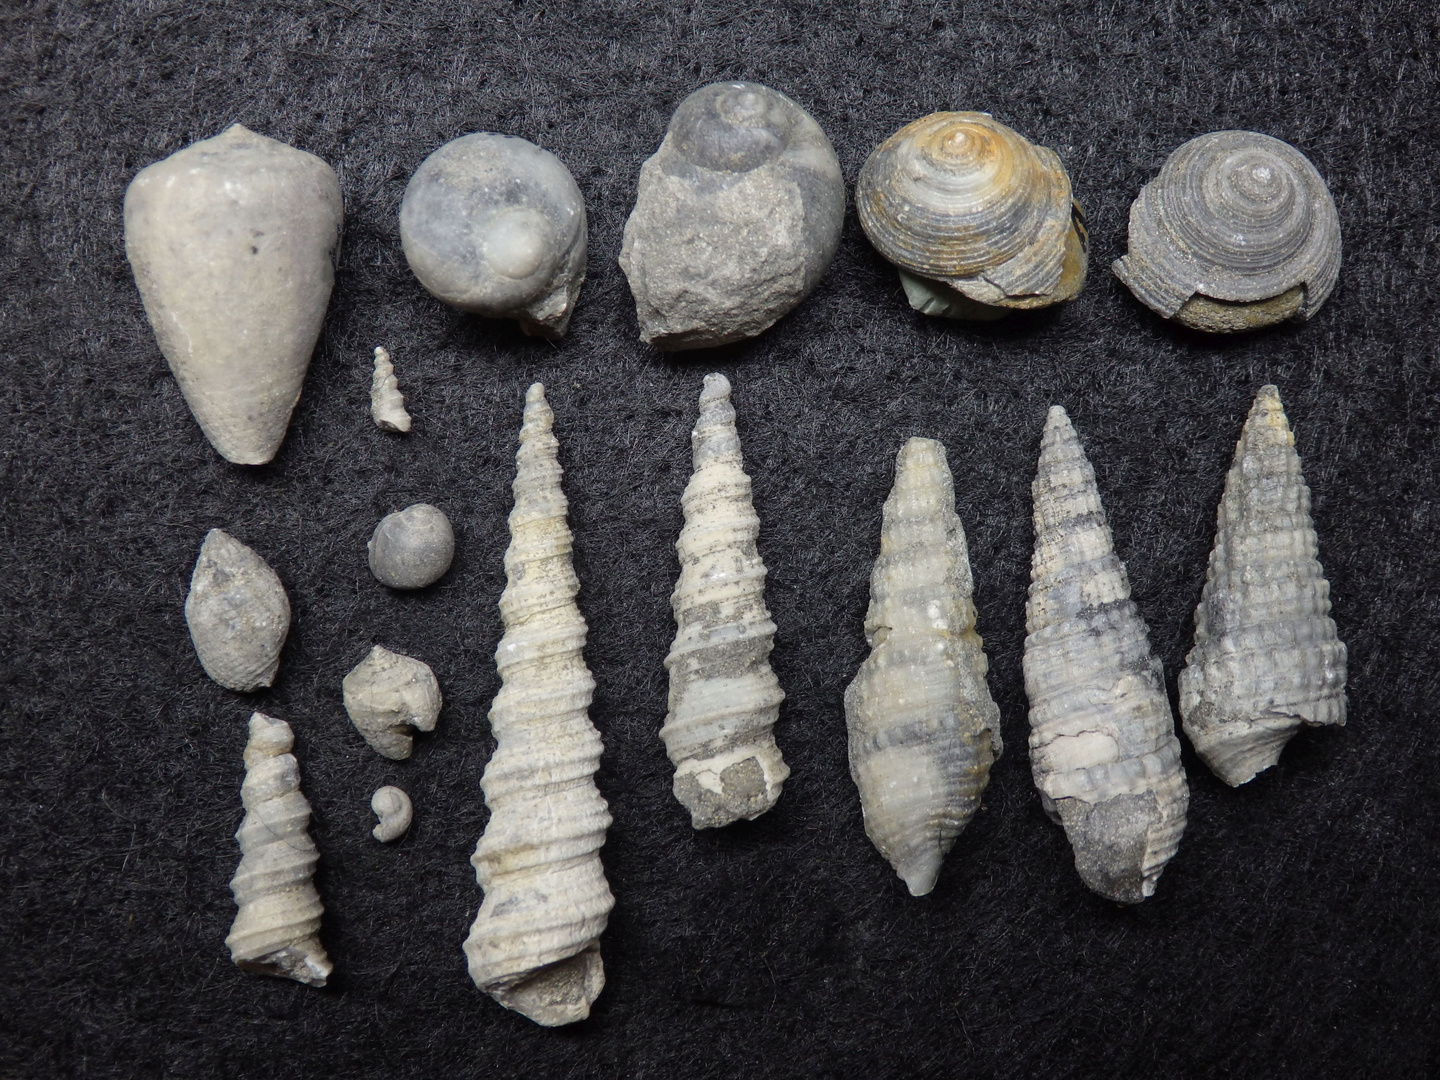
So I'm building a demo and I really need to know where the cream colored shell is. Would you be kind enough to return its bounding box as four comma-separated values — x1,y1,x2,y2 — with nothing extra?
370,346,412,433
342,645,442,760
371,785,413,842
185,529,290,692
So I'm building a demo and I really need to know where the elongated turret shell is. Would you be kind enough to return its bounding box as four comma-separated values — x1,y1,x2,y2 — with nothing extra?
464,384,613,1027
857,112,1087,319
371,785,413,842
1113,130,1341,332
370,346,412,433
1179,386,1347,785
185,529,291,692
619,82,845,350
342,645,442,760
1024,408,1188,903
124,124,343,464
662,374,789,828
844,438,1002,896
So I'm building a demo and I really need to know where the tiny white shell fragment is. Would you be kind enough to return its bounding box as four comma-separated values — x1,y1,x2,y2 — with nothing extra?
185,529,291,692
370,346,412,433
342,645,442,760
371,785,413,842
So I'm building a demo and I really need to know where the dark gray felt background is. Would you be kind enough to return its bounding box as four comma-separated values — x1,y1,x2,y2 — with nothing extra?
3,2,1439,1077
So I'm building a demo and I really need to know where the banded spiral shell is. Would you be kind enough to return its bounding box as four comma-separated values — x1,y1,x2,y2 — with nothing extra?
1024,408,1189,903
857,112,1087,319
463,384,614,1027
369,346,412,433
185,529,291,693
844,438,1002,896
1179,386,1347,785
1113,130,1341,332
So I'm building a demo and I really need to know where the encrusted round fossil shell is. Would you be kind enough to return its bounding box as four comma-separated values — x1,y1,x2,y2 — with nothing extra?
856,112,1087,319
1112,130,1341,333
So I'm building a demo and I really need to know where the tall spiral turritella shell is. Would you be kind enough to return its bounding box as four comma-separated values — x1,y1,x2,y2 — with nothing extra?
1024,408,1189,903
225,712,331,987
1113,131,1341,332
463,383,613,1027
1179,386,1347,785
844,438,1002,896
662,374,789,828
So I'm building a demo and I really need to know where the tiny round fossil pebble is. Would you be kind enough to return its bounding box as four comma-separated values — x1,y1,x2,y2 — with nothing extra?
367,503,454,589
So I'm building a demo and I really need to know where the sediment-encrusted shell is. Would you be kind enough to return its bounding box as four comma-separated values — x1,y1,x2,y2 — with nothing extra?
1113,130,1341,332
370,346,412,433
400,133,587,337
464,383,613,1027
619,82,845,350
1024,407,1189,904
1179,386,1347,785
185,529,291,692
844,438,1003,896
661,374,789,828
342,645,442,760
226,711,331,986
368,503,455,589
857,112,1087,319
124,124,343,464
371,785,413,842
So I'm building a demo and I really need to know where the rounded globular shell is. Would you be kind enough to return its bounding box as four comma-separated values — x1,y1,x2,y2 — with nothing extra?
1113,130,1341,332
185,529,291,692
368,503,455,590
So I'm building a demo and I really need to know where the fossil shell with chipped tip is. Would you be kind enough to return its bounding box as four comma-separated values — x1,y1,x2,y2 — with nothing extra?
185,529,291,692
464,383,613,1027
1113,130,1341,332
226,712,331,986
124,124,342,464
342,645,442,760
370,346,412,433
371,785,413,842
844,437,1002,896
1024,407,1189,904
1179,386,1347,785
619,82,845,350
400,133,587,338
857,112,1088,319
662,374,789,828
368,503,455,589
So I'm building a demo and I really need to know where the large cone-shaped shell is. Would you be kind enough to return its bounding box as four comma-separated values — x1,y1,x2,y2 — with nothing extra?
1179,386,1347,785
124,124,343,464
662,374,789,828
844,438,1002,896
464,384,613,1027
185,529,291,692
1024,408,1189,903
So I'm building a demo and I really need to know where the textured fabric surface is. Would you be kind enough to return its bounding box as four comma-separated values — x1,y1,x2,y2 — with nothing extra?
3,3,1438,1077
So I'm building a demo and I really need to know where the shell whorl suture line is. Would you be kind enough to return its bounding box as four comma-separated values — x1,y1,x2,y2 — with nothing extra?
463,383,613,1027
844,438,1002,896
1180,385,1347,785
662,374,789,829
370,346,412,433
185,528,291,693
1024,407,1188,904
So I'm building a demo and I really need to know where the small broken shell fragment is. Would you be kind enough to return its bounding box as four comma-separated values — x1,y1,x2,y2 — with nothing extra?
371,785,414,842
1179,385,1347,785
342,645,442,760
370,346,412,433
367,503,455,589
185,529,291,692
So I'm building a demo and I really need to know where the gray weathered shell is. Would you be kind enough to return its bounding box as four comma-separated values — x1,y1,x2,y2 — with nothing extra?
371,785,413,842
619,82,845,350
185,529,291,692
1024,407,1189,904
1179,386,1347,785
400,133,587,338
370,346,412,433
844,438,1002,896
368,503,455,589
1113,130,1341,332
342,645,442,760
124,124,343,464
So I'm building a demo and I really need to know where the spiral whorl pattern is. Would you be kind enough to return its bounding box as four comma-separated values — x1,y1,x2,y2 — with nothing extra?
670,82,795,173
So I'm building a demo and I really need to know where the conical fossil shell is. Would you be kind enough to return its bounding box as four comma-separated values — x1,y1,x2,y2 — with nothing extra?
1179,386,1347,785
1113,130,1341,332
185,529,291,692
371,785,413,842
1024,407,1189,904
342,645,442,760
619,82,845,350
400,133,587,338
370,346,412,433
464,383,613,1027
857,112,1087,319
226,712,331,986
124,124,343,464
844,438,1002,896
662,374,789,828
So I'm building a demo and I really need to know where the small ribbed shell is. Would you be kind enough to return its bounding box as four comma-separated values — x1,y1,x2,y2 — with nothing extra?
370,347,412,433
464,384,613,1027
1113,130,1341,332
844,438,1002,897
185,529,291,692
1180,386,1347,785
1024,408,1189,904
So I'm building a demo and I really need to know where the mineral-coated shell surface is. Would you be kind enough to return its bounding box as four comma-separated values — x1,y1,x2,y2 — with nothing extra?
185,528,291,692
342,645,442,760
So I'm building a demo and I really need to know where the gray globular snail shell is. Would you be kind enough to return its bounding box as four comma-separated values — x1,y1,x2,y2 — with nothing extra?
1112,130,1341,333
857,112,1087,320
400,133,587,338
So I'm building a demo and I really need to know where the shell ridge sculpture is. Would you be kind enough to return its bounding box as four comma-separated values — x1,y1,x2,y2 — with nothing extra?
661,373,789,828
369,346,412,432
464,383,614,1027
1024,407,1188,903
185,529,291,692
844,437,1002,896
1179,385,1347,785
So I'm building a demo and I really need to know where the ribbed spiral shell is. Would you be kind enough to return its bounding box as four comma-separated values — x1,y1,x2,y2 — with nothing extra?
369,346,412,433
463,384,613,1027
1024,408,1189,904
185,529,290,693
844,438,1002,897
1179,386,1347,786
